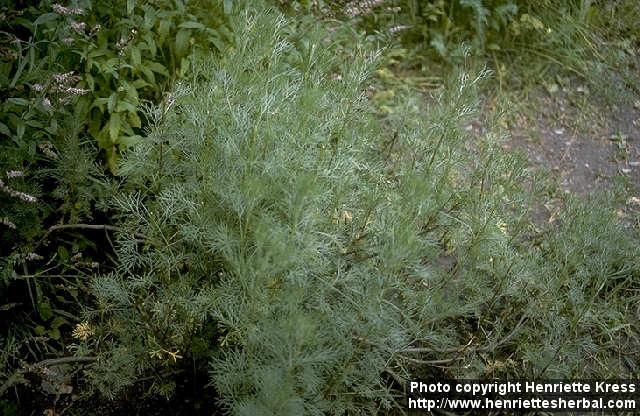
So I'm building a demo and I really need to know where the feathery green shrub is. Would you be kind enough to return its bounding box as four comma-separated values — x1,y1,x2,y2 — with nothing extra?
2,1,638,414
78,5,640,413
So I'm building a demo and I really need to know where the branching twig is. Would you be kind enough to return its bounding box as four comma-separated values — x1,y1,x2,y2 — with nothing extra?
40,223,148,246
397,355,459,365
48,223,122,233
394,314,528,368
399,337,475,354
29,356,97,369
478,313,528,353
383,367,406,388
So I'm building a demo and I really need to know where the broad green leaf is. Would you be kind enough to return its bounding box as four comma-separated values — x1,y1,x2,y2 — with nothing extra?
147,61,169,77
209,36,225,52
15,17,34,31
521,13,545,30
140,66,156,83
136,41,149,52
85,73,95,90
131,47,141,67
205,28,226,51
175,29,191,59
49,327,61,340
16,120,25,139
47,118,58,134
122,81,139,101
7,98,30,106
429,32,447,57
34,13,58,26
127,0,135,15
223,0,232,15
116,100,137,113
95,129,111,149
51,317,68,329
142,4,156,25
107,93,118,113
146,34,157,56
108,113,121,142
179,21,205,30
57,246,69,261
217,24,233,41
131,79,149,89
120,118,134,135
175,0,185,13
9,52,28,88
88,49,109,59
92,97,109,112
104,57,121,69
118,134,142,148
128,111,141,128
0,122,10,137
158,20,172,42
26,120,43,128
38,301,53,321
88,112,102,136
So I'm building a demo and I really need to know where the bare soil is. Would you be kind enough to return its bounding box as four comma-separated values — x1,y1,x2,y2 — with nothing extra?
498,87,640,196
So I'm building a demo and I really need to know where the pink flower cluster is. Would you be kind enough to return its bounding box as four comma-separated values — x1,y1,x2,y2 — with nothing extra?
1,217,16,229
0,178,37,203
33,71,89,106
52,3,84,15
38,142,59,159
344,0,388,18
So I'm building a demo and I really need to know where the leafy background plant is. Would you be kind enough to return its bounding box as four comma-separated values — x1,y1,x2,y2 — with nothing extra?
1,0,232,409
319,0,640,100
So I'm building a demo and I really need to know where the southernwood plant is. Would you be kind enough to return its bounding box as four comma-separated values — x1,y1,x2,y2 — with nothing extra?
77,6,640,414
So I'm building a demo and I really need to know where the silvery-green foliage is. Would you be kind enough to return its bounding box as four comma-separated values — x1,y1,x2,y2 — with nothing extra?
87,4,640,413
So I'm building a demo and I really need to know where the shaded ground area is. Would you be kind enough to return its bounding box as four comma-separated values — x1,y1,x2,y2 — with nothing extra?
396,67,640,200
456,76,640,228
498,87,640,196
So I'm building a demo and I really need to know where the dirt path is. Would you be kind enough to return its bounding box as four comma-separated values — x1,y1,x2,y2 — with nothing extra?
457,79,640,203
500,88,640,196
